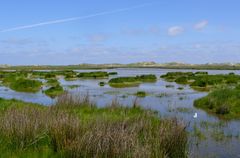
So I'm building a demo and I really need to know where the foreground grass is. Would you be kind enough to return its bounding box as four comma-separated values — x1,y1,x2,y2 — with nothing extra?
194,88,240,119
0,94,187,158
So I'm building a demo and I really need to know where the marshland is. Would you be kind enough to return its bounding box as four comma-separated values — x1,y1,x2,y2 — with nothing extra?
0,68,240,157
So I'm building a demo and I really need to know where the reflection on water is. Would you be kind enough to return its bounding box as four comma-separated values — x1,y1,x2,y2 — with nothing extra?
0,68,240,157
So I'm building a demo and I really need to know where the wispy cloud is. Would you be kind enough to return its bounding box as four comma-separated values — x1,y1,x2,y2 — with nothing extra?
194,20,208,30
0,2,153,33
168,26,184,36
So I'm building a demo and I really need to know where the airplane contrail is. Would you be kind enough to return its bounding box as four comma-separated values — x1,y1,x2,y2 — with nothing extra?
0,2,153,33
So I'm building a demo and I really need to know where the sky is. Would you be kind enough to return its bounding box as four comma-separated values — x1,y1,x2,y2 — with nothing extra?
0,0,240,65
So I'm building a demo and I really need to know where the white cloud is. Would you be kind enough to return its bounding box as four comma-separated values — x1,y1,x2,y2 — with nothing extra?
168,26,184,36
194,20,208,30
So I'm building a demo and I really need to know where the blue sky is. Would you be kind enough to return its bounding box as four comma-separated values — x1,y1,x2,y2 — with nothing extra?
0,0,240,65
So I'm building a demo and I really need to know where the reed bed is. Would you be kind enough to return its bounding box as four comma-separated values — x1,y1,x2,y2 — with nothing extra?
0,93,188,158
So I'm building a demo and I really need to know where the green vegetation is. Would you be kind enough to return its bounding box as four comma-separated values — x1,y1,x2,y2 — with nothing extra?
161,72,240,118
136,74,157,82
0,95,188,158
109,77,141,88
194,88,240,119
136,91,147,97
44,73,56,79
178,87,184,90
77,71,109,79
10,78,42,93
46,79,59,87
161,72,240,91
109,74,157,88
44,85,64,98
99,81,105,86
108,72,118,75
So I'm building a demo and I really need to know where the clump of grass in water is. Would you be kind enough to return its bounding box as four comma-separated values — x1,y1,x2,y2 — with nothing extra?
108,74,157,88
0,93,188,158
10,78,42,93
46,79,59,87
44,84,64,98
98,81,105,86
135,91,147,97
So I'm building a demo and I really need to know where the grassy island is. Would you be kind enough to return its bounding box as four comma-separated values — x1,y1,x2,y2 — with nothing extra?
44,85,64,98
9,78,42,93
136,91,147,97
46,79,59,87
109,74,157,88
0,95,188,158
77,71,109,79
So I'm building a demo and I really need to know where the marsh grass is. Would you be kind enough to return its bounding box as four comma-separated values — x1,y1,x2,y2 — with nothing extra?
44,84,64,98
161,72,240,91
9,78,42,93
135,91,147,97
109,75,157,88
0,93,188,158
194,88,240,119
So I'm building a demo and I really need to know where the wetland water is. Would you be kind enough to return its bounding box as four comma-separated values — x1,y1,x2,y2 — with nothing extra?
0,68,240,157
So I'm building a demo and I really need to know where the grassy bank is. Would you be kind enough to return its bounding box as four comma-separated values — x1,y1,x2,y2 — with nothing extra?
194,88,240,119
0,94,188,158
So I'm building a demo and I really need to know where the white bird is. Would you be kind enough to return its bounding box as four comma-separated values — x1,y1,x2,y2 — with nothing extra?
193,113,198,119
